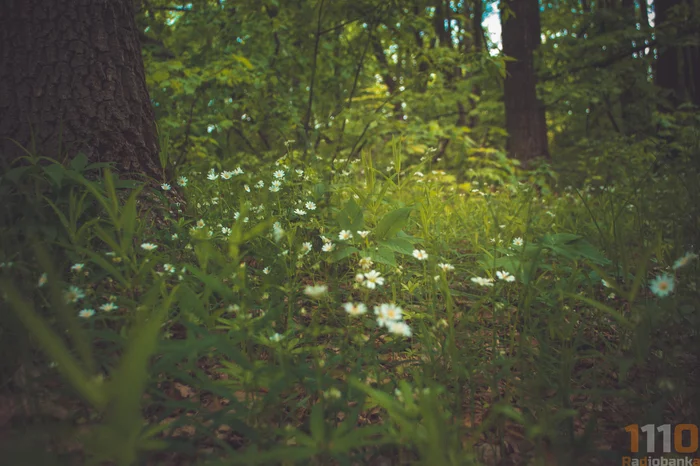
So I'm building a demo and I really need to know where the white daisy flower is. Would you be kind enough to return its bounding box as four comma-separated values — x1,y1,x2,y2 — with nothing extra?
304,284,328,298
342,302,368,316
363,270,384,289
412,249,428,260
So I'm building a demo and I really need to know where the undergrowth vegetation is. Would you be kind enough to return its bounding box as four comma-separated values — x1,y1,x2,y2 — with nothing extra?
1,138,699,465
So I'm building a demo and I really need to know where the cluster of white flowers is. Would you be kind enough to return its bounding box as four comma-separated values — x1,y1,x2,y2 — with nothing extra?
374,303,411,337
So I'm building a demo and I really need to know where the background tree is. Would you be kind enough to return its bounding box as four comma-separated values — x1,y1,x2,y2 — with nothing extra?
500,0,550,166
0,0,161,180
654,0,700,108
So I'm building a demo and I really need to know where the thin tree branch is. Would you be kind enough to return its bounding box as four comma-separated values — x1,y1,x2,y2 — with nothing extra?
303,0,325,153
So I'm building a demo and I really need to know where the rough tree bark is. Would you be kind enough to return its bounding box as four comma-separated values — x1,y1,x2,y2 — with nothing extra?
0,0,161,180
500,0,549,167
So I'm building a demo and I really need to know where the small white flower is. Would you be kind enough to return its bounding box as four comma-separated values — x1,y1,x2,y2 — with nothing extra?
386,320,412,337
374,303,402,324
339,230,353,240
177,176,188,187
357,230,370,238
496,270,515,282
263,267,270,275
359,257,373,270
363,270,384,289
207,170,219,181
412,249,428,260
256,180,265,188
163,263,176,273
99,302,118,312
304,284,328,298
71,263,85,273
305,201,316,210
171,233,178,240
161,183,171,191
244,184,250,192
342,302,368,316
221,227,232,236
141,243,158,251
78,309,95,319
38,273,48,287
471,276,494,287
512,237,524,247
220,171,233,180
438,263,455,272
322,242,335,252
273,225,284,242
196,219,205,229
270,333,284,342
233,167,244,175
301,242,313,254
673,252,698,270
294,209,307,216
273,170,285,179
64,286,85,303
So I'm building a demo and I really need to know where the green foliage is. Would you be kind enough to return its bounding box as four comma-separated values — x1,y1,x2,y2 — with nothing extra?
3,0,700,464
2,141,698,464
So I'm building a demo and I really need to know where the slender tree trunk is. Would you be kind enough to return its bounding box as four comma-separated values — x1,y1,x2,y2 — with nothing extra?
466,0,484,129
654,0,683,107
620,0,653,135
0,0,161,180
500,0,549,166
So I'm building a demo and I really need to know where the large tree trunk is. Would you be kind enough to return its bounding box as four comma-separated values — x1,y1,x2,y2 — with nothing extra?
500,0,549,166
0,0,161,180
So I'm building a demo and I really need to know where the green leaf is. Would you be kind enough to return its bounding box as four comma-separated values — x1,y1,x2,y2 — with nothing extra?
337,198,364,233
309,402,325,444
3,165,32,184
374,207,412,241
76,246,129,287
152,69,170,83
42,163,66,187
378,238,414,255
331,246,359,262
120,186,144,252
232,54,254,69
369,246,396,267
542,234,610,265
70,153,88,172
100,284,170,464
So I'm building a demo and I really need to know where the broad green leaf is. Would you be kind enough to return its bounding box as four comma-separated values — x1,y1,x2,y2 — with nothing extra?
42,163,66,187
337,198,364,233
374,207,412,241
70,152,88,172
368,246,396,267
331,246,359,262
378,238,414,255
